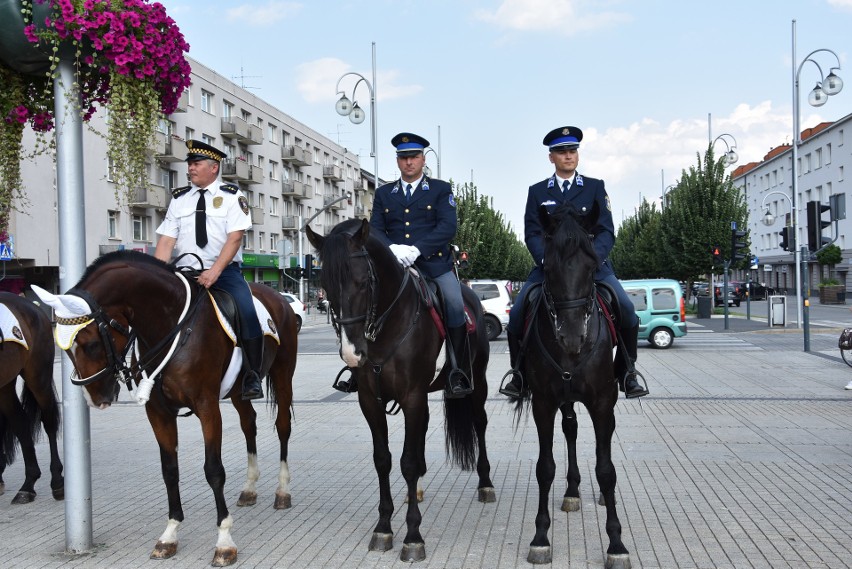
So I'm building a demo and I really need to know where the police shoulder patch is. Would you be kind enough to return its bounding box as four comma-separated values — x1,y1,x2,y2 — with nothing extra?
448,194,456,208
170,185,191,198
605,195,612,211
219,183,239,194
239,195,250,215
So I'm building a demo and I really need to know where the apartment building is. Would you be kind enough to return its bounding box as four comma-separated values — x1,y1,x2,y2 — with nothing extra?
731,112,852,295
3,57,377,295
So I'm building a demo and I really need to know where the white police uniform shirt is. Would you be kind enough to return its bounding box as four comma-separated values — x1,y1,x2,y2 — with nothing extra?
156,178,252,270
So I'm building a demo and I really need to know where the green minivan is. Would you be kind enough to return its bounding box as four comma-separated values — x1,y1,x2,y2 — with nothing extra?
621,279,687,349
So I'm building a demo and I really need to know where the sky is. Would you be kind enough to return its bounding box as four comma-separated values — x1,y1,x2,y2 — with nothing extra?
164,0,852,234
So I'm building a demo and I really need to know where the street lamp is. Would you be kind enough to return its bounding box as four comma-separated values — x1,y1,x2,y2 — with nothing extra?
711,133,739,167
424,147,441,179
790,19,843,349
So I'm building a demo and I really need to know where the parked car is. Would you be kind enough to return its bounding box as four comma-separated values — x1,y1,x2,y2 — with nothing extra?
622,279,687,349
280,292,305,333
468,279,512,341
714,284,740,307
729,281,772,301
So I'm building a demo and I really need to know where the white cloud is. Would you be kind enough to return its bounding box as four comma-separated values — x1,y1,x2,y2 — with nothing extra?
475,0,629,33
295,59,423,104
226,1,302,27
828,0,852,10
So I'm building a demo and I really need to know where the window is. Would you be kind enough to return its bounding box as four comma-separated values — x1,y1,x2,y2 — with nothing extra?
244,189,254,207
243,230,254,250
626,288,647,311
268,123,277,144
257,193,265,211
825,143,832,165
200,90,213,114
185,127,195,141
132,214,151,241
202,134,215,146
107,157,117,182
270,196,279,216
225,143,236,159
815,148,823,169
222,101,233,119
270,233,279,252
269,160,278,180
241,109,251,122
259,231,266,251
108,211,119,239
651,287,677,310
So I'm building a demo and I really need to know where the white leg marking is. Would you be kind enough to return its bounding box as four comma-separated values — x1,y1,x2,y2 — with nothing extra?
216,515,237,550
158,518,181,544
277,461,291,495
340,328,361,367
242,453,259,494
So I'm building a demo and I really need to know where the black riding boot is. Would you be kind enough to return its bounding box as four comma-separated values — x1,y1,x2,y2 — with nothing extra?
619,324,649,399
499,331,526,398
446,325,473,398
241,335,265,401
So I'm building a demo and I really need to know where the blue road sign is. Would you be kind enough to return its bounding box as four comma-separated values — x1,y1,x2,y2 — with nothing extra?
0,243,11,261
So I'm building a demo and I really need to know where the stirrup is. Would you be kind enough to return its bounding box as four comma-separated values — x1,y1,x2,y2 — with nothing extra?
498,369,527,398
445,368,473,399
333,366,358,393
620,369,649,399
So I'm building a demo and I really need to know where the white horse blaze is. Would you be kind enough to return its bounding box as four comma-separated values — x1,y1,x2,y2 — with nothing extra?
340,328,361,367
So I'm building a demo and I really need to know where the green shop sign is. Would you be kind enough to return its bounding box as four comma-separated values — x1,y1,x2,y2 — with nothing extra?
242,254,279,268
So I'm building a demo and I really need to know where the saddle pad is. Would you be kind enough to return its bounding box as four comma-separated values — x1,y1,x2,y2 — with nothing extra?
0,305,28,350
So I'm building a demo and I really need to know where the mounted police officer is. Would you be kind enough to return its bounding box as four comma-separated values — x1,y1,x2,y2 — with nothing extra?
333,132,472,398
501,126,649,400
154,139,264,401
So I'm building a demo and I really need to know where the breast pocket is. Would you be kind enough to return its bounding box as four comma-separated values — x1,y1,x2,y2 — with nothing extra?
206,207,229,235
417,203,437,223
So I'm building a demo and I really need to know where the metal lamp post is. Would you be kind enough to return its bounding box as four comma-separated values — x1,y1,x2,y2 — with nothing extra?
711,133,739,167
790,19,843,350
424,147,441,179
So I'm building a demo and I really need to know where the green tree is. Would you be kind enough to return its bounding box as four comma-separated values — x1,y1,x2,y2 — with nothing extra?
815,243,842,281
610,199,664,279
453,182,533,282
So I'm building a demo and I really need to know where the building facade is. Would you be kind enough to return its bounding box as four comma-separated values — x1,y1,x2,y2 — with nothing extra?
731,112,852,295
4,57,377,297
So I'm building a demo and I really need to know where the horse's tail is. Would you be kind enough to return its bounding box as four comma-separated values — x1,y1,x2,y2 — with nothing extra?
0,409,17,467
511,395,532,430
444,396,477,471
21,384,46,444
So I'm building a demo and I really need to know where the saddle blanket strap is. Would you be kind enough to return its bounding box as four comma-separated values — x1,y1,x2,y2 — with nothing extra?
0,304,28,350
596,291,618,347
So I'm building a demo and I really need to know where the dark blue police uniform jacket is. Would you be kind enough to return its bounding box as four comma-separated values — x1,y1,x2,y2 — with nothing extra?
369,177,456,279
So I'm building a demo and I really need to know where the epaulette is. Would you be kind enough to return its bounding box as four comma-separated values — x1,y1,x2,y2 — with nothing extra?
219,183,239,194
170,185,191,198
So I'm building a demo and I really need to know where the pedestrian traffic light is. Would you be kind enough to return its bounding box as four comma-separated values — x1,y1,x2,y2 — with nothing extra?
778,226,793,252
730,228,747,263
806,200,831,252
712,245,722,264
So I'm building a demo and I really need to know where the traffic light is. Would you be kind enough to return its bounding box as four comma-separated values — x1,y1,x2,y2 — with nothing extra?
778,226,793,252
730,228,747,262
806,200,831,252
712,245,722,264
304,254,314,279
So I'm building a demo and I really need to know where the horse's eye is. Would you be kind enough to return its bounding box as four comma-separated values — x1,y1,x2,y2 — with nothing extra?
81,341,104,359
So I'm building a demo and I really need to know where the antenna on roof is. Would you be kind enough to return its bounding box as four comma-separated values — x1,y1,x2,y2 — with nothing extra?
232,66,261,90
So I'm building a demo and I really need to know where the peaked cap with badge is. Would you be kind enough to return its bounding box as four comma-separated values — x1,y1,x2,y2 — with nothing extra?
543,126,583,150
186,139,227,162
391,132,430,157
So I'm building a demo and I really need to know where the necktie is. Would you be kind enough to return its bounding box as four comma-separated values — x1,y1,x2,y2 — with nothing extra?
405,183,412,201
195,189,208,247
562,180,570,195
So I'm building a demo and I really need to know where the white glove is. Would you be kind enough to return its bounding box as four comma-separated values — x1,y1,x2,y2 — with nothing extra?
403,246,420,267
389,244,409,266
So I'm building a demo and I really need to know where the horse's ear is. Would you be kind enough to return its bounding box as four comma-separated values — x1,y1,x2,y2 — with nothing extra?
305,224,324,251
354,218,370,247
578,200,600,233
539,205,557,235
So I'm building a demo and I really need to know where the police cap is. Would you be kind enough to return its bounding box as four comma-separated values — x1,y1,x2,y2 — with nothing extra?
391,132,430,157
186,139,226,163
543,126,583,151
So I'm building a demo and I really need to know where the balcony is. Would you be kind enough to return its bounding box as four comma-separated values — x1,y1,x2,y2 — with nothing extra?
281,216,299,231
324,195,346,210
220,117,263,145
353,179,364,192
129,185,168,209
354,205,368,219
250,206,264,225
281,145,312,167
246,164,263,184
222,159,250,182
281,180,308,199
154,131,183,163
322,165,343,181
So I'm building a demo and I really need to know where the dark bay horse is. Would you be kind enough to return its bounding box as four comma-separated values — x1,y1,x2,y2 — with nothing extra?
0,292,64,504
32,251,297,567
515,202,631,568
306,219,494,563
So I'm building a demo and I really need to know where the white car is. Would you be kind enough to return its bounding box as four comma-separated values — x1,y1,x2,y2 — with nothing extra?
280,292,305,333
468,279,513,340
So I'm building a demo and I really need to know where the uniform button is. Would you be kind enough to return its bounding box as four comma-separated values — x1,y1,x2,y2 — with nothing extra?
384,208,389,213
405,234,410,239
405,222,410,226
437,252,442,256
405,208,410,213
427,205,432,209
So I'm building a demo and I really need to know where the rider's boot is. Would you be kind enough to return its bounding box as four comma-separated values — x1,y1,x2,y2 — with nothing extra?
618,324,649,399
241,335,265,400
445,325,473,398
499,330,526,398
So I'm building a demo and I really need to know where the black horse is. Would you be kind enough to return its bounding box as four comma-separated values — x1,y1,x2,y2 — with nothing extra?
306,218,494,563
0,292,64,504
515,202,631,568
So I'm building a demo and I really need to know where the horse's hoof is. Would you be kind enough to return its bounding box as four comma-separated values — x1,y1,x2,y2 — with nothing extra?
274,492,291,509
400,542,426,562
211,546,238,567
11,491,36,504
527,546,552,564
53,487,65,501
368,532,393,552
561,496,580,512
237,491,257,507
598,491,615,506
150,540,178,559
605,553,631,569
478,487,496,503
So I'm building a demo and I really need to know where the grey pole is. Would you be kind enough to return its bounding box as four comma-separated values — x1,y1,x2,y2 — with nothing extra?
54,59,93,552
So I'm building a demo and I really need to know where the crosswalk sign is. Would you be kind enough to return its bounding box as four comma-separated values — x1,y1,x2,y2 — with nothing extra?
0,243,12,261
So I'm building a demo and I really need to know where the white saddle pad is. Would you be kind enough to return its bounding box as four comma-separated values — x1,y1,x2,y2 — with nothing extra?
0,304,28,350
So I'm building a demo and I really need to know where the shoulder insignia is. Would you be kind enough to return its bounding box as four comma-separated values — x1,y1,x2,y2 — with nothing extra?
239,195,250,215
605,195,612,211
448,194,456,207
170,185,191,198
219,183,239,194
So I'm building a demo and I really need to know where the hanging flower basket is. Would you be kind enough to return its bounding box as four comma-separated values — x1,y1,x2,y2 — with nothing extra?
0,0,192,240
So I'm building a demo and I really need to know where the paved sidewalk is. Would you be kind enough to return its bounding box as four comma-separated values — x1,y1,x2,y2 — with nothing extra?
2,331,851,568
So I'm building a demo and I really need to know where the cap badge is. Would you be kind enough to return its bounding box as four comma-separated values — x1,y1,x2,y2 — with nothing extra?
562,128,569,135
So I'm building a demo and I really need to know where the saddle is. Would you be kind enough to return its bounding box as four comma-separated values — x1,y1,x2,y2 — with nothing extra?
408,268,476,339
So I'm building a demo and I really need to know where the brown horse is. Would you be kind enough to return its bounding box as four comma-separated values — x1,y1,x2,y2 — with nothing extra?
32,251,297,567
307,219,494,563
0,292,64,504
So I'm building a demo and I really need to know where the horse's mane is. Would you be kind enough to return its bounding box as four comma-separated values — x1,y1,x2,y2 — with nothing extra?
547,202,599,265
319,219,397,291
76,250,172,287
